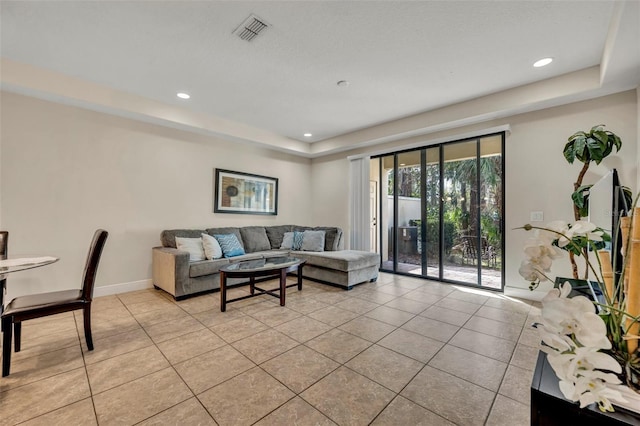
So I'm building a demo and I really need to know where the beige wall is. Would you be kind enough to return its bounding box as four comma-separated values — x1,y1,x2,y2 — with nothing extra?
0,92,312,298
311,90,638,298
310,154,350,244
2,89,637,300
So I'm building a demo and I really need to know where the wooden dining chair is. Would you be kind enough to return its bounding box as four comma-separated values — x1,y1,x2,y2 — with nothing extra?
0,231,8,329
1,229,108,377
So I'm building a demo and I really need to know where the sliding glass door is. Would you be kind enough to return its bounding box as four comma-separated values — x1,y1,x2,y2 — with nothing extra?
374,133,504,290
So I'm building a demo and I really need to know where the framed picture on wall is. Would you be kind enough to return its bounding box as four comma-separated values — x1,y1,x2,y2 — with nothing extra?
214,169,278,215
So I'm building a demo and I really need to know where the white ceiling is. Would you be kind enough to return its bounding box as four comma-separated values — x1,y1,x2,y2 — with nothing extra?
1,1,639,155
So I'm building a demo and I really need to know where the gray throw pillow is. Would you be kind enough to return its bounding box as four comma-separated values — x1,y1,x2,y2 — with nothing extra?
239,227,271,253
280,232,294,249
301,230,325,252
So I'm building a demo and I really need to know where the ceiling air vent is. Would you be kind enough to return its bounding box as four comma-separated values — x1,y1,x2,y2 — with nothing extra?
233,14,269,42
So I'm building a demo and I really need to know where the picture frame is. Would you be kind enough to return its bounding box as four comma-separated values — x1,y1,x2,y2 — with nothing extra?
214,169,278,215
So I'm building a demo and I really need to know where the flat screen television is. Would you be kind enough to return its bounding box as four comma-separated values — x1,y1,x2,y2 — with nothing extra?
588,169,630,284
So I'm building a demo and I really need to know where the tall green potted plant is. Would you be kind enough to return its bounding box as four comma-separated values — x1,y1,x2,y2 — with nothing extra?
563,124,622,278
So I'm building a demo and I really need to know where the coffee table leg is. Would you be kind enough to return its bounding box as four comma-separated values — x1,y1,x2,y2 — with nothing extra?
279,268,286,306
297,265,303,291
220,271,227,312
250,276,255,295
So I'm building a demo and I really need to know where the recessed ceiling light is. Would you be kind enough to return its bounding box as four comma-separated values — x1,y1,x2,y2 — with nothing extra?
337,80,350,87
303,133,312,137
177,92,190,99
533,57,553,68
400,163,406,166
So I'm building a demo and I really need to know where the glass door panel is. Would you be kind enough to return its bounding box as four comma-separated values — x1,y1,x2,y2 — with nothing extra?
380,155,395,272
395,151,422,275
479,135,503,289
424,147,440,278
442,140,479,284
373,132,504,290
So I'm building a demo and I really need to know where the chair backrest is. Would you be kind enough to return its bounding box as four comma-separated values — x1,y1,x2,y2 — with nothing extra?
81,229,108,301
0,231,7,259
461,235,479,257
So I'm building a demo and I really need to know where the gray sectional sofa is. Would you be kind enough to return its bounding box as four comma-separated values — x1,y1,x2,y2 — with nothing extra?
152,225,380,299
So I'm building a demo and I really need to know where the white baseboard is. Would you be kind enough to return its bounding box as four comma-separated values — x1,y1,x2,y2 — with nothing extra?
504,286,546,302
94,279,154,298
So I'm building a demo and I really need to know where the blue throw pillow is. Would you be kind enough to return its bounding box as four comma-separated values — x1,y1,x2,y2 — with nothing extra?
214,234,245,258
292,231,304,251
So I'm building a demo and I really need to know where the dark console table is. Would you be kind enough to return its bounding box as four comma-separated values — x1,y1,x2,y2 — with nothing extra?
531,351,640,425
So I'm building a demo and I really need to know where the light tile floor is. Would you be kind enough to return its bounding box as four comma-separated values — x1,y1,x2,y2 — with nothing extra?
0,272,541,425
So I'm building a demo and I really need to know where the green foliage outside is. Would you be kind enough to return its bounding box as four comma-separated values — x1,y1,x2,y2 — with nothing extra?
389,156,502,263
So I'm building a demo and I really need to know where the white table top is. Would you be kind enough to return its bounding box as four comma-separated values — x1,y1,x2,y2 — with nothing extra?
0,256,59,274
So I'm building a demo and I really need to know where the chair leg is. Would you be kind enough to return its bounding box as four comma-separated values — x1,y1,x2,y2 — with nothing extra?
0,281,5,332
2,316,12,377
14,322,21,352
83,305,94,351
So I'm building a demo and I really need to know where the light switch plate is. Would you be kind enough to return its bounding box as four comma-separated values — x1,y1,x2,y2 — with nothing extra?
530,211,544,222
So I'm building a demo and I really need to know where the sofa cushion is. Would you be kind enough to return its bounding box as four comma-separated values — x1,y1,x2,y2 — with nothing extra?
280,232,294,249
239,227,271,253
301,230,325,252
313,227,342,251
214,234,246,258
262,250,290,258
206,228,244,249
175,237,206,261
201,233,223,259
161,229,206,248
265,225,293,249
293,250,379,272
292,231,304,251
189,258,230,278
228,252,265,262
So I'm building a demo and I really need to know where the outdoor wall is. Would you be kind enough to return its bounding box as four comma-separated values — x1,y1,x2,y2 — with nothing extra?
311,90,638,300
0,92,312,298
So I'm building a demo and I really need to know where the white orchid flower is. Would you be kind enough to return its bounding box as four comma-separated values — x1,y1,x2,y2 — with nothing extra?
550,349,626,412
572,312,612,349
568,347,622,375
541,221,568,244
519,237,565,283
519,218,626,414
573,372,627,411
571,220,604,242
546,220,569,234
540,289,612,350
538,325,575,353
558,379,580,402
543,281,573,301
523,237,562,259
547,352,574,381
519,260,547,282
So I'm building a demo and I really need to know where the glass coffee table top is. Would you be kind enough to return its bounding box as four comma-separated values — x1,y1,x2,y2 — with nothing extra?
221,257,302,273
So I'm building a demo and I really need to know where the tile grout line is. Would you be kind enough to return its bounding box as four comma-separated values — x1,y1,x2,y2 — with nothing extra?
12,277,535,425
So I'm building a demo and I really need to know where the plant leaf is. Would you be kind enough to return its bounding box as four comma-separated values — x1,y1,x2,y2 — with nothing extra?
593,130,608,144
574,136,587,162
613,134,622,151
563,141,576,163
571,185,592,217
586,137,604,163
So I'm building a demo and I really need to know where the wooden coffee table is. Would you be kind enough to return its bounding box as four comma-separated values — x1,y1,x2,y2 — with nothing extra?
219,257,304,312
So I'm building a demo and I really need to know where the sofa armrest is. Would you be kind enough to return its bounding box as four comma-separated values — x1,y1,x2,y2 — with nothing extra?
152,246,190,297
